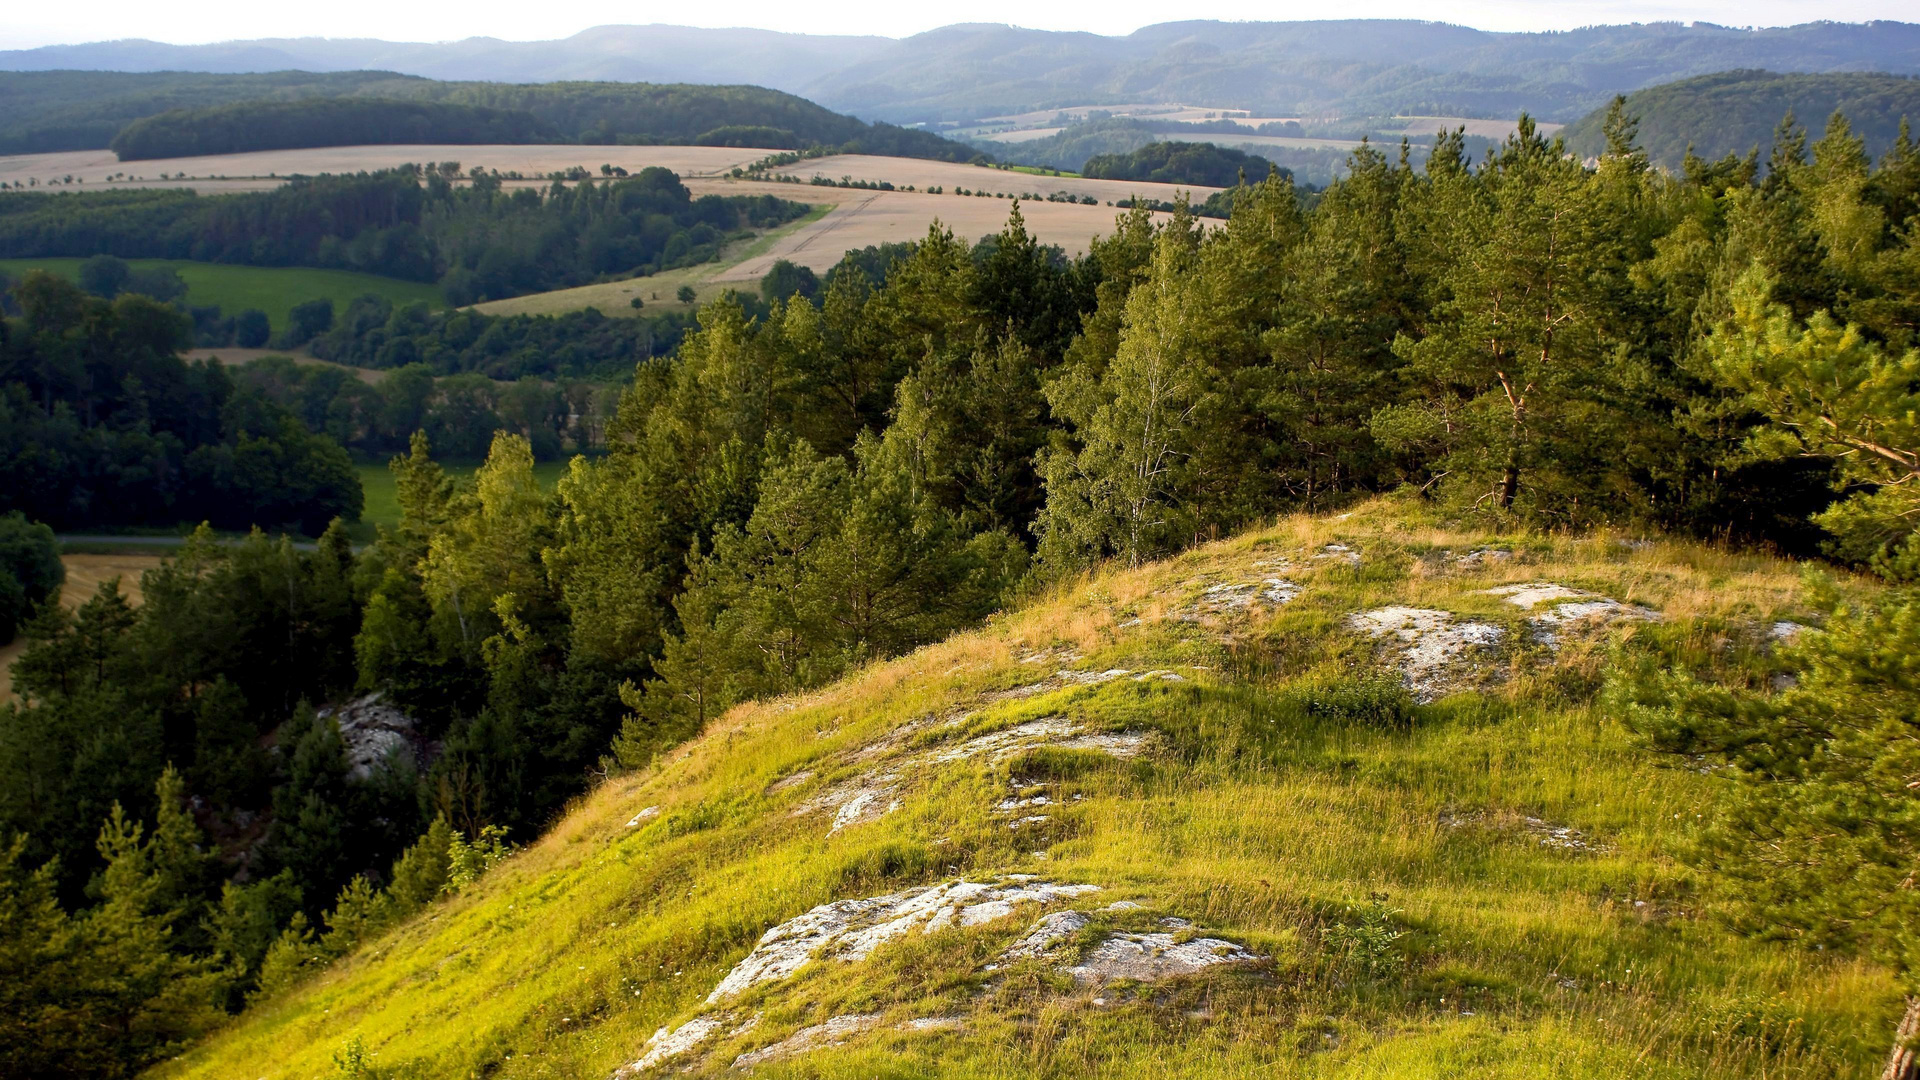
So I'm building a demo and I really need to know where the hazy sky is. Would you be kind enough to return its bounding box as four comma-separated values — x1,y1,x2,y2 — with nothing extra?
0,0,1900,50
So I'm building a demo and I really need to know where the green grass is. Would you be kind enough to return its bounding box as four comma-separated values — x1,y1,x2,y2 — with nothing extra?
154,499,1905,1080
351,458,572,541
0,258,444,332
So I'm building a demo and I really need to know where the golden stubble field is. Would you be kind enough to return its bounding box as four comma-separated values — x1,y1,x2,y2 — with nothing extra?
0,552,163,702
0,145,766,189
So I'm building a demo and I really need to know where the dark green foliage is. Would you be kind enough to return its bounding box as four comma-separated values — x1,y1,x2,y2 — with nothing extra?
1563,71,1920,169
281,298,335,348
0,70,982,162
693,125,803,149
0,272,362,531
0,511,61,644
1082,141,1282,188
111,98,556,161
307,299,689,379
232,309,269,348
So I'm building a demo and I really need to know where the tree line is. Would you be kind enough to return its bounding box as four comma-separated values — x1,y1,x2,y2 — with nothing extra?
3,100,1920,1074
110,98,559,161
0,165,812,304
1,71,987,163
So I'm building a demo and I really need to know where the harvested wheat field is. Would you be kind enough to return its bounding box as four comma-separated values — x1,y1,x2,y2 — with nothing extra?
474,189,1189,318
761,153,1226,203
0,145,771,191
0,552,161,702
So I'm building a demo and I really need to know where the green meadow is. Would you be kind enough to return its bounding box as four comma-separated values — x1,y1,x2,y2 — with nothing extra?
0,258,444,330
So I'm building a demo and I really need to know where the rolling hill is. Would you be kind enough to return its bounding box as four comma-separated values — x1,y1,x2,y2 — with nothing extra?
6,20,1920,125
0,72,981,161
1562,70,1920,168
149,500,1905,1079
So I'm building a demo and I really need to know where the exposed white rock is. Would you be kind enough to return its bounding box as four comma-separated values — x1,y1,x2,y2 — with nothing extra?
1064,932,1263,983
1522,816,1604,852
1347,607,1504,702
1056,668,1133,686
1483,583,1660,645
732,1013,881,1069
1485,582,1592,609
995,794,1052,812
829,787,900,834
705,880,1100,1005
1769,620,1808,641
625,805,660,828
903,1015,965,1031
767,770,814,793
617,1014,727,1076
1197,578,1301,614
318,693,420,781
1132,669,1185,682
1455,548,1513,568
1314,543,1361,566
931,717,1078,762
1003,909,1092,958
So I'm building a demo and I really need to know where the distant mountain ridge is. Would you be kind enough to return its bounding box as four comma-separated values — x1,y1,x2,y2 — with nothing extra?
5,20,1920,124
1562,70,1920,168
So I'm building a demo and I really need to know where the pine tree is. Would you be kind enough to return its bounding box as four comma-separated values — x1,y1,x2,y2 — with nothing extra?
1039,221,1209,569
1708,267,1920,577
1616,590,1920,1079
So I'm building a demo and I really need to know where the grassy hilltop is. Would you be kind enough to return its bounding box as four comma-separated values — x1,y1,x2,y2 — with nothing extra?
154,499,1901,1079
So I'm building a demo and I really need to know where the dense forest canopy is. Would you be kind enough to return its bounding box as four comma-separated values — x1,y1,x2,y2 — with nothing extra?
0,166,812,304
5,99,1920,1075
1562,70,1920,167
110,98,558,160
0,273,362,532
0,70,984,161
1080,140,1282,187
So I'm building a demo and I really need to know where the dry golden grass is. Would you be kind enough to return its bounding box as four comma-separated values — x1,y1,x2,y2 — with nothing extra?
0,552,161,702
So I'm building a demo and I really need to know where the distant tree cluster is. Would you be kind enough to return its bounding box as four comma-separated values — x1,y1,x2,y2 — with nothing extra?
0,166,812,304
110,98,558,161
1081,139,1283,188
232,354,618,462
0,272,362,533
299,294,695,379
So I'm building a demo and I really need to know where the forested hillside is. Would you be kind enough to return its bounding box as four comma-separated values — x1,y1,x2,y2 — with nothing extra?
110,98,557,160
5,100,1920,1076
1562,70,1920,167
0,70,983,161
0,165,811,303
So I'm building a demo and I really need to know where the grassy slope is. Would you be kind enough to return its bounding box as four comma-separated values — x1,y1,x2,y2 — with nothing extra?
0,258,444,330
155,499,1902,1079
